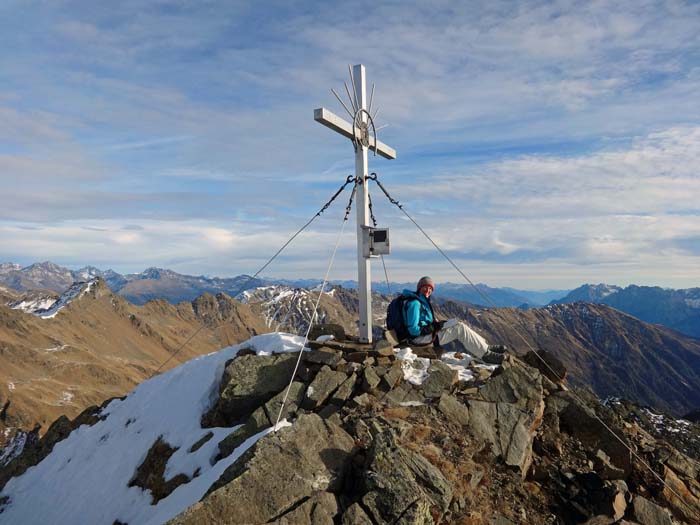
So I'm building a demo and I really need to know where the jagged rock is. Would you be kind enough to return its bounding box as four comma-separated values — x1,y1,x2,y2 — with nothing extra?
330,373,358,405
217,382,306,459
128,436,190,503
351,393,378,408
360,429,452,523
438,394,469,426
460,362,546,476
373,337,394,353
559,398,633,474
592,449,625,480
522,350,567,383
467,400,538,476
302,366,348,410
478,358,544,418
170,414,353,524
340,502,373,524
361,366,381,392
421,360,457,398
661,465,700,523
269,491,338,524
188,431,213,453
631,495,673,525
303,348,343,367
608,480,628,520
380,362,404,391
656,442,700,480
383,383,425,407
308,323,346,341
203,353,298,427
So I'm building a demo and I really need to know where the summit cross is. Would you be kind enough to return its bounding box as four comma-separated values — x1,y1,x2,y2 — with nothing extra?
314,64,396,343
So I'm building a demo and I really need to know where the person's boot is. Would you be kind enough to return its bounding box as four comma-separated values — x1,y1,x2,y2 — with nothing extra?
481,350,505,365
487,344,508,354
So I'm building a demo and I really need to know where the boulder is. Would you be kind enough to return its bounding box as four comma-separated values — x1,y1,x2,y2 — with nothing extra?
522,350,567,383
203,354,298,427
340,502,374,524
169,414,354,524
478,358,544,419
631,495,673,525
421,360,457,398
467,399,538,476
303,366,348,410
308,323,346,341
559,400,632,474
380,362,404,391
361,429,452,523
217,382,305,459
330,373,358,405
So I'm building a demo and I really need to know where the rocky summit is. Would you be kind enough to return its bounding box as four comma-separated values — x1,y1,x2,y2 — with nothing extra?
0,331,698,524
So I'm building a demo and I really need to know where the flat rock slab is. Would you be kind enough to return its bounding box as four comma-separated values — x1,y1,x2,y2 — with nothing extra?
307,340,373,353
438,393,470,426
303,348,343,367
169,414,354,525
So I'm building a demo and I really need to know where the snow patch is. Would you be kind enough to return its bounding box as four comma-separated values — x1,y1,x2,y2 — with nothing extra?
394,347,482,385
11,297,57,313
0,432,27,468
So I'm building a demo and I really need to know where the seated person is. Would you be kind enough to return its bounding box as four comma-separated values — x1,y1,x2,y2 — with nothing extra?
402,276,508,364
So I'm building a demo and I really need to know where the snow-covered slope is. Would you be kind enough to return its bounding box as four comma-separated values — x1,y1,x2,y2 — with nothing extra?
0,333,303,525
239,285,347,334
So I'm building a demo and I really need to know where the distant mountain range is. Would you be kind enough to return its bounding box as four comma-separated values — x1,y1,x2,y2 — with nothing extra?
3,262,699,339
0,261,567,307
552,283,700,338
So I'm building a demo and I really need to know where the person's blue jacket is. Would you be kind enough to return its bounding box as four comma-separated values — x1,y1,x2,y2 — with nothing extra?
402,289,434,337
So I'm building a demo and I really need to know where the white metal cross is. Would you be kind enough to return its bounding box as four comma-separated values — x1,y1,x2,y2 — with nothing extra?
314,64,396,343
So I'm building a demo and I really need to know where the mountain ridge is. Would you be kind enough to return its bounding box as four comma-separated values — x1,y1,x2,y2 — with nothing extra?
552,283,700,338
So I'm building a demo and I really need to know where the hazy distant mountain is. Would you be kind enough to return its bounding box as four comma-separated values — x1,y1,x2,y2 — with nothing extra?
0,262,570,308
0,262,75,292
117,268,268,305
275,278,570,307
552,283,700,338
551,283,622,303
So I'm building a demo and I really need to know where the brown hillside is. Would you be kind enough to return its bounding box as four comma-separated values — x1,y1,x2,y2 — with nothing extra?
0,280,269,445
436,301,700,416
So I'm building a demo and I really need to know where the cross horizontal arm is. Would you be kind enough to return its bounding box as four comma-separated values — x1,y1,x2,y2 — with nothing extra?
314,108,397,160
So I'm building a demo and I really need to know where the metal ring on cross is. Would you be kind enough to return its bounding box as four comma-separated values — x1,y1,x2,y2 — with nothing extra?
352,109,378,155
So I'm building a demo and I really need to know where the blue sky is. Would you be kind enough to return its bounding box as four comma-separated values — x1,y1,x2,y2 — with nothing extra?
1,0,699,288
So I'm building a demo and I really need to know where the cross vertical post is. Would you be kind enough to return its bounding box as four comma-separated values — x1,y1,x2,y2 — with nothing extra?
353,65,372,343
314,64,396,344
